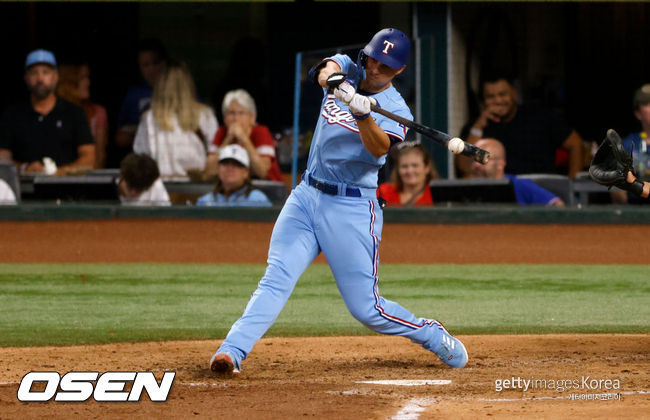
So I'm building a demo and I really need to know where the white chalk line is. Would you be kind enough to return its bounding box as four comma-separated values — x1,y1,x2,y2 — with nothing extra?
356,379,452,386
389,397,437,420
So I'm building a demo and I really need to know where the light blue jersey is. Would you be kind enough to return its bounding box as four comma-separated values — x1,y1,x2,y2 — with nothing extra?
307,54,412,189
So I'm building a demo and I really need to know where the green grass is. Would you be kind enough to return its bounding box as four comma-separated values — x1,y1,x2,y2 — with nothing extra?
0,263,648,347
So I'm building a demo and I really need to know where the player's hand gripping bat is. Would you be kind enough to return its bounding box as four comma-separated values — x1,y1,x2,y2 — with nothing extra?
326,72,490,164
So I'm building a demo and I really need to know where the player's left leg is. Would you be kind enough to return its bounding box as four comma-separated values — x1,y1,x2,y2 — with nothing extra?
212,183,321,373
316,195,467,368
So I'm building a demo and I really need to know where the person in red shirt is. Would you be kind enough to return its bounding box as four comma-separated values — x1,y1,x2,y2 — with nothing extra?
206,89,283,181
378,141,438,206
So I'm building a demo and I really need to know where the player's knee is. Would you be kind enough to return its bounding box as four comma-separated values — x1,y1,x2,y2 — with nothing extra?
258,262,296,295
347,305,384,328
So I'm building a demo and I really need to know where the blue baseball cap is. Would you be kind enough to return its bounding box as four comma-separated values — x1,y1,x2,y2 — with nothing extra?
25,49,57,70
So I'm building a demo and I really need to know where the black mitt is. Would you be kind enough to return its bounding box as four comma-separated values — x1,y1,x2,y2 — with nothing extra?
589,129,645,196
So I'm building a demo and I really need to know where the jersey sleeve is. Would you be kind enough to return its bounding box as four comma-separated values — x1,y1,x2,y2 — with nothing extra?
72,104,95,146
309,54,364,90
375,101,412,142
252,125,276,157
210,126,227,152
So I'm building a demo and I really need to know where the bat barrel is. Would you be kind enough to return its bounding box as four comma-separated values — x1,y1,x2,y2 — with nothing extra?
462,143,490,164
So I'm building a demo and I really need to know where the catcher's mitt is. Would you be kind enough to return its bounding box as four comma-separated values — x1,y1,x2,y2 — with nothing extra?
589,129,645,196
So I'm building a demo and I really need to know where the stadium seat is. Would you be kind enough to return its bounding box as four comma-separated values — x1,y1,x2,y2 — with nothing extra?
517,173,574,206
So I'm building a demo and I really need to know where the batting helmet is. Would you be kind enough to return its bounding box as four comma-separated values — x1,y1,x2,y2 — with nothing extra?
360,28,410,70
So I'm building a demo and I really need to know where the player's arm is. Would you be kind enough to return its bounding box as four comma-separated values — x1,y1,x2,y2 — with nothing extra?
357,118,391,158
56,144,96,176
328,77,392,157
316,61,342,89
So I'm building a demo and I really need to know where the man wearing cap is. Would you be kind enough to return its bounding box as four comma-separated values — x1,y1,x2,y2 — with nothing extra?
196,144,271,206
0,49,95,176
209,29,468,377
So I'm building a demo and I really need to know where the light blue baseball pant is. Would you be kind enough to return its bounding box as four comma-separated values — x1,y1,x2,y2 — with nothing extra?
218,181,445,364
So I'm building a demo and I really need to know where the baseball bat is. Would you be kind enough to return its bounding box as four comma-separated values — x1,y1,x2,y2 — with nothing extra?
325,72,490,164
369,105,490,164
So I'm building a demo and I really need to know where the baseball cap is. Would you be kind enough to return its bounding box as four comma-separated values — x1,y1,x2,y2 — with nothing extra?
633,84,650,109
219,144,250,168
25,49,57,70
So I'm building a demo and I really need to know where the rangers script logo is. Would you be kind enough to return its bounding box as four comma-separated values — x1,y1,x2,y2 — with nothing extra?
321,95,360,133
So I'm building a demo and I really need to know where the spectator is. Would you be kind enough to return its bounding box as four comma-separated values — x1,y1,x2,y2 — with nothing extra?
133,61,218,179
471,138,564,206
113,39,169,164
0,49,95,175
459,71,584,179
197,144,271,207
205,89,283,182
377,141,438,206
117,152,170,206
0,178,17,205
56,63,109,169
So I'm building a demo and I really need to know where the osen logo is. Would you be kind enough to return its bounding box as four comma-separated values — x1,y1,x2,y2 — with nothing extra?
17,371,175,402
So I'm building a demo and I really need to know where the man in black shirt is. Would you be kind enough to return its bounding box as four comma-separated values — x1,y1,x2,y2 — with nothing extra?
0,49,95,175
459,73,584,179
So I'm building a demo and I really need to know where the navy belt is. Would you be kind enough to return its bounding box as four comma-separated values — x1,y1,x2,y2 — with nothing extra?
305,174,361,197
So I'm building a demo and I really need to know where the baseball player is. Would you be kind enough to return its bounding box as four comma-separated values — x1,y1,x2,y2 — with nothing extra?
210,28,468,375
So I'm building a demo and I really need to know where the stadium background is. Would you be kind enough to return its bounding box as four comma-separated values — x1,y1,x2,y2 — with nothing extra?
2,2,650,174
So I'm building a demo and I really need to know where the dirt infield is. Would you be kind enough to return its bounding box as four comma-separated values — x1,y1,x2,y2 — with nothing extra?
0,220,648,418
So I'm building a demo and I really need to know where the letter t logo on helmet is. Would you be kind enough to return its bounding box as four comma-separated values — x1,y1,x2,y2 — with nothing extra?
360,28,410,70
382,41,395,55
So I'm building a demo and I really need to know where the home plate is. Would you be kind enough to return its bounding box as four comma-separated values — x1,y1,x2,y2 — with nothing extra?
355,379,451,386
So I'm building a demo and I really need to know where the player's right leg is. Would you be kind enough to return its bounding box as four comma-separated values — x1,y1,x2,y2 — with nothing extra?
318,196,467,368
211,183,321,374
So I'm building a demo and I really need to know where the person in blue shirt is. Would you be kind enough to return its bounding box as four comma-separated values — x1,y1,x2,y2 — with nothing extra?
196,144,271,207
471,138,564,206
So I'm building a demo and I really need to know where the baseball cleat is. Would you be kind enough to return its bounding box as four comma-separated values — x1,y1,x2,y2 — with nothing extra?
433,328,468,368
210,352,240,375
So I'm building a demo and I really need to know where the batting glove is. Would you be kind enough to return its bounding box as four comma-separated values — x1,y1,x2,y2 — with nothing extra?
333,81,355,104
349,94,378,120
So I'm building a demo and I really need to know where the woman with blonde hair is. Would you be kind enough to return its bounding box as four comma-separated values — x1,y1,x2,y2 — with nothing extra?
378,141,439,206
56,63,109,169
133,61,218,178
